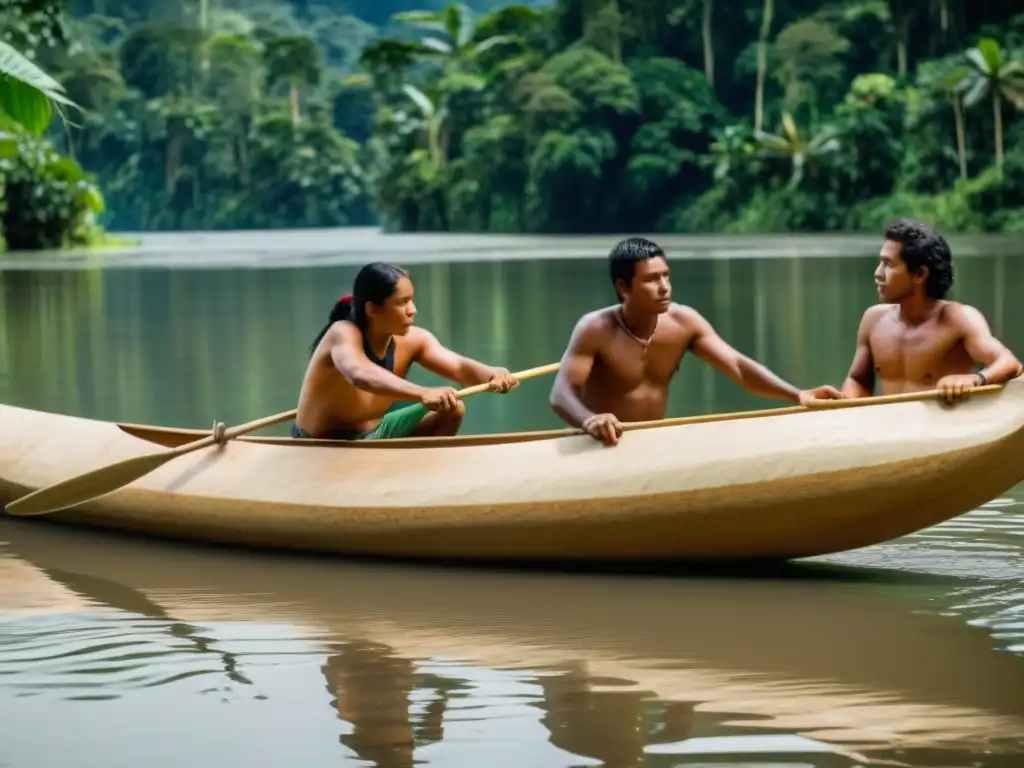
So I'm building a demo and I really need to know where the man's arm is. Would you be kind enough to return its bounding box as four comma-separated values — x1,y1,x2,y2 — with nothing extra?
955,304,1022,385
840,308,880,398
549,314,604,428
328,324,428,401
685,309,803,403
412,328,513,388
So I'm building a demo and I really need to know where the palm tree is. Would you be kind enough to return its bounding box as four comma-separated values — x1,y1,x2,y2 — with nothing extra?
940,68,969,180
401,83,449,169
391,2,520,72
755,112,839,189
948,38,1024,167
753,0,773,133
262,34,322,125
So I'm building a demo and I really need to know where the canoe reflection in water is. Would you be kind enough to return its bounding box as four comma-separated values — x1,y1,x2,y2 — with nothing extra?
2,519,1024,767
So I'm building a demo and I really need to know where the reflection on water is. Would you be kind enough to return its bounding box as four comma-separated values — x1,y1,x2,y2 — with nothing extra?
2,233,1024,767
1,511,1024,767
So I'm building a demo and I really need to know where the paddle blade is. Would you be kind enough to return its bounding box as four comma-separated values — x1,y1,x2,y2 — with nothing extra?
4,451,173,517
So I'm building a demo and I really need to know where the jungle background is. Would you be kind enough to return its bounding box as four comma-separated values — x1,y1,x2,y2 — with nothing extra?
1,0,1023,250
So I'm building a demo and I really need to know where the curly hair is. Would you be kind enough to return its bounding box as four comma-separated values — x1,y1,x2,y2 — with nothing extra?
884,218,954,299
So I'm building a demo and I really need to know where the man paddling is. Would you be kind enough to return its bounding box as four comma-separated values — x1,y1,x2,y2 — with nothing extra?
294,262,518,440
549,237,843,446
837,218,1021,403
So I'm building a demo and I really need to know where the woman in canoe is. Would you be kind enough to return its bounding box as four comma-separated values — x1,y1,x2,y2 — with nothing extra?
293,262,518,440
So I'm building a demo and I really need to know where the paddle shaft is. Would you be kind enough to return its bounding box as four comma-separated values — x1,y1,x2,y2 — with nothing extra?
616,382,1004,433
173,362,561,454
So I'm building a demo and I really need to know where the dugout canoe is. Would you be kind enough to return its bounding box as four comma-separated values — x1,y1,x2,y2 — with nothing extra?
2,378,1024,562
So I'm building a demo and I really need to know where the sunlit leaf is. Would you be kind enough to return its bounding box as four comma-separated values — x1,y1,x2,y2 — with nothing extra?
0,40,77,134
0,76,53,134
402,83,436,117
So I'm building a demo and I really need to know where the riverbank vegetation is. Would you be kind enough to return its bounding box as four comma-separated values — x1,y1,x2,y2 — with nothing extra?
2,0,1023,247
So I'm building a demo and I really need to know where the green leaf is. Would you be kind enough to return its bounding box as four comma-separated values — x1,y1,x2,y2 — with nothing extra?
0,132,18,159
0,76,52,134
940,66,971,92
962,73,989,108
472,35,519,56
0,40,78,135
391,10,446,25
0,41,69,100
420,36,454,55
976,38,1003,72
965,46,992,76
402,83,435,117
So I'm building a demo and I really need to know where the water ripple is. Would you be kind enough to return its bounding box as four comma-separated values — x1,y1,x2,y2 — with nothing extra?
0,607,322,700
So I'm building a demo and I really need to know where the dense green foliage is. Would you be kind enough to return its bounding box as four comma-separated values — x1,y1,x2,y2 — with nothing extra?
362,0,1024,234
0,0,107,249
2,0,1024,245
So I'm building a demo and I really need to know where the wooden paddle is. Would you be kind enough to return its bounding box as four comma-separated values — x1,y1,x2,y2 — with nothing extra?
614,381,1005,433
4,361,560,518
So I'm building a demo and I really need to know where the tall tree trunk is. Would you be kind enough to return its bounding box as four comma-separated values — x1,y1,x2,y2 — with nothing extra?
198,0,210,89
754,0,773,133
994,89,1003,167
290,81,300,125
953,95,967,180
238,117,250,188
609,0,621,63
702,0,714,90
165,134,182,196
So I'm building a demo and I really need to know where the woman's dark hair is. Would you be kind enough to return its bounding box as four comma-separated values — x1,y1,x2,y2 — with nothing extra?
884,218,954,299
310,262,410,353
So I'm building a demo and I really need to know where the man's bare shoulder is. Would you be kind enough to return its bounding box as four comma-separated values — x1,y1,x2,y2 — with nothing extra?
859,303,892,330
666,302,711,330
570,307,619,337
937,300,989,329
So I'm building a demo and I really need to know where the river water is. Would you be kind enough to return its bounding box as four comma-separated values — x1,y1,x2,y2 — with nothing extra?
1,229,1022,767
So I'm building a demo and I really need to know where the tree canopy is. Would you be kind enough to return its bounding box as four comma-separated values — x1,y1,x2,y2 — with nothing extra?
1,0,1023,249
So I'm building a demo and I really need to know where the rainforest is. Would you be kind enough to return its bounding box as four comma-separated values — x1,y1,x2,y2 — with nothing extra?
1,0,1023,249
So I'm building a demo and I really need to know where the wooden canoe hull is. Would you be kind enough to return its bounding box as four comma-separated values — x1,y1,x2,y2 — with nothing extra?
3,380,1024,561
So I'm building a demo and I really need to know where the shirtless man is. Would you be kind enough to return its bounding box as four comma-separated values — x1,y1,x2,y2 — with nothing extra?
839,218,1021,403
549,237,843,446
294,261,518,440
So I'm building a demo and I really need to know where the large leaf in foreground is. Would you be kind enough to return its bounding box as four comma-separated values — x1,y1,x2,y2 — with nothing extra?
0,40,76,134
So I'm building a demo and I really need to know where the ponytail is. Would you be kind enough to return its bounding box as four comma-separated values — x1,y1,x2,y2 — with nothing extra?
310,294,354,354
310,263,409,355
